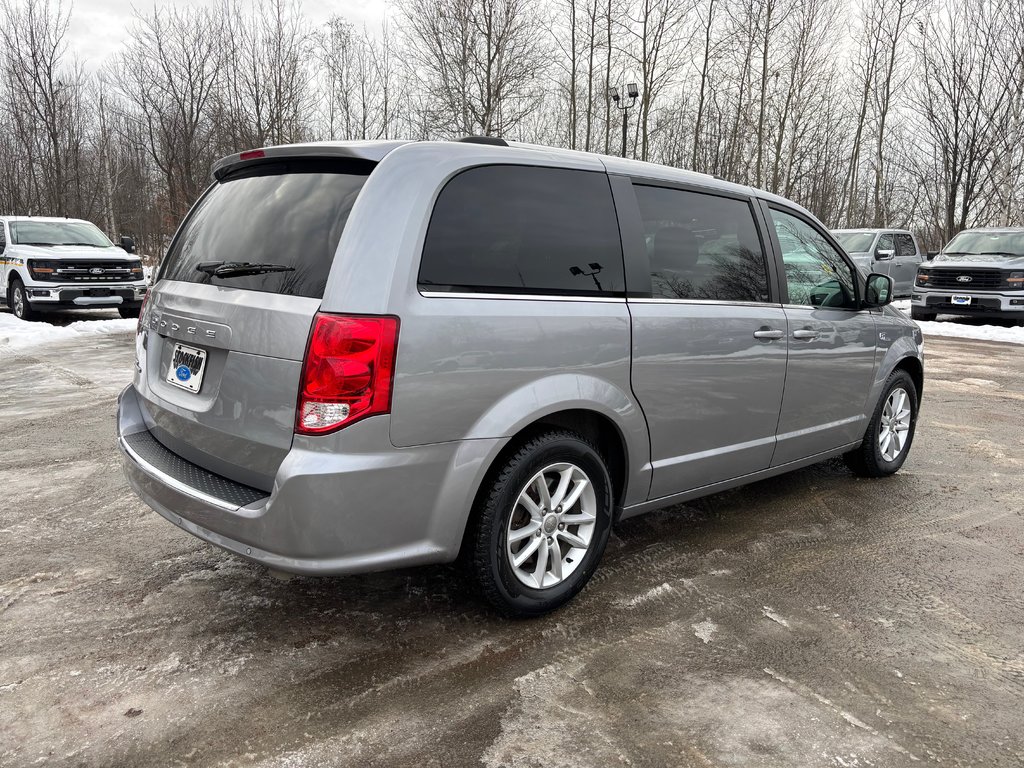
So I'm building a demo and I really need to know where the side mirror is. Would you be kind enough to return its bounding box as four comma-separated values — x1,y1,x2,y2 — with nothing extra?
864,273,893,307
875,248,896,261
926,250,938,261
120,235,136,254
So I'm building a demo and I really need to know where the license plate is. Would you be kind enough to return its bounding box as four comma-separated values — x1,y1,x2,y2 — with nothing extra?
951,294,972,306
166,343,207,393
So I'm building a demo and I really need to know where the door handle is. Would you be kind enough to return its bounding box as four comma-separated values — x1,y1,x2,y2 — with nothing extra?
792,329,820,340
753,328,785,340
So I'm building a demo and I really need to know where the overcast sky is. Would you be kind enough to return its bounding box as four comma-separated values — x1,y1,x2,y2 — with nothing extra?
67,0,390,69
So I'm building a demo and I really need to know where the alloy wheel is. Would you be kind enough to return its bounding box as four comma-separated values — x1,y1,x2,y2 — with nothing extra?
12,285,25,319
506,462,597,589
878,387,912,462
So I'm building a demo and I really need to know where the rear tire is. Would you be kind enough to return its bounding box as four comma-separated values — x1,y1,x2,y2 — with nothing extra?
845,369,918,478
8,279,35,321
118,307,140,319
468,430,613,618
910,307,936,322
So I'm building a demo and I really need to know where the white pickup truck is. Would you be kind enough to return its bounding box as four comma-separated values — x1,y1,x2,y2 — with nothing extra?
0,216,148,321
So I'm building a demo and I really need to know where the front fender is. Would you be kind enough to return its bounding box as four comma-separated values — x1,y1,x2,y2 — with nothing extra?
871,325,924,407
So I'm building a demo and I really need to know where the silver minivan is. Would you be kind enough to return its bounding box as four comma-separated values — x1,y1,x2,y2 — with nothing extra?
118,139,924,616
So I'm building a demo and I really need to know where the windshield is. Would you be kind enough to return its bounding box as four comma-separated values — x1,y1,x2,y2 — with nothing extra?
834,232,875,252
10,220,113,247
937,231,1024,262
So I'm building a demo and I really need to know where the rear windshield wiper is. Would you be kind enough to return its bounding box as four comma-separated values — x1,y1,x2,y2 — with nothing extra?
196,261,296,278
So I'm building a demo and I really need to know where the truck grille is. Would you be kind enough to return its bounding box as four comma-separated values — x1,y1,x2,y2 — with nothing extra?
924,268,1003,290
34,260,141,283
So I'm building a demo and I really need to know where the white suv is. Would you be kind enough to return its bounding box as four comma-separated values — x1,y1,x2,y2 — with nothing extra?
0,216,148,321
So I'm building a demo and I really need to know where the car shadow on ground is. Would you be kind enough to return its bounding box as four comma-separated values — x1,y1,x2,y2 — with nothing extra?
130,456,886,634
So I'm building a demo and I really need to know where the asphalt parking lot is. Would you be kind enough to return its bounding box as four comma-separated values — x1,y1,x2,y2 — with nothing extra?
2,329,1023,767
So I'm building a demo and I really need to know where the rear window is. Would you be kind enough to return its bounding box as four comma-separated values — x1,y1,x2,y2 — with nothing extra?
418,165,625,296
160,159,371,299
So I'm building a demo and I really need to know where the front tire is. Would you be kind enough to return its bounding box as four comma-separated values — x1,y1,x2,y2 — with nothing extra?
910,307,936,322
118,306,140,319
845,369,918,478
9,279,35,321
468,430,613,617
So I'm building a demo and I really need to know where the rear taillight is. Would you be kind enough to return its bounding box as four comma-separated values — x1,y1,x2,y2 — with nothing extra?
296,313,400,435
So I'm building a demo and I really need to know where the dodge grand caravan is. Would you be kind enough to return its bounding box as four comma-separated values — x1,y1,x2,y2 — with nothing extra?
118,139,924,616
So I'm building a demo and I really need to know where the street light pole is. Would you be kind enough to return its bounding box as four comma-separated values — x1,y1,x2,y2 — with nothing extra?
607,83,640,158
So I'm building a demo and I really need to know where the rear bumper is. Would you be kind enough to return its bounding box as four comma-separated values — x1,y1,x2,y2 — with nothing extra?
117,385,500,575
911,290,1024,318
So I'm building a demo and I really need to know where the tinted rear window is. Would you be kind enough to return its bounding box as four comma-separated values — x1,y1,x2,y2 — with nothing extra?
419,165,625,296
160,159,371,299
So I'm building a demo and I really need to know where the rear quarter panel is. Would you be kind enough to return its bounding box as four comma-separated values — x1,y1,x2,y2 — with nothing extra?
319,143,652,506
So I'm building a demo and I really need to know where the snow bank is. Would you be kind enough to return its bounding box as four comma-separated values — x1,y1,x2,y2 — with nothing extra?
0,312,135,352
892,299,1024,345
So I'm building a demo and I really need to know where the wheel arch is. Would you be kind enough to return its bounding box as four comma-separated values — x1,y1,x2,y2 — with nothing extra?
892,355,924,403
481,408,630,510
453,405,639,563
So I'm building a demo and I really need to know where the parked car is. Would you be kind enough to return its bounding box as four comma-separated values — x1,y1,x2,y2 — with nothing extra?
832,228,926,297
912,228,1024,324
0,216,147,320
117,139,924,616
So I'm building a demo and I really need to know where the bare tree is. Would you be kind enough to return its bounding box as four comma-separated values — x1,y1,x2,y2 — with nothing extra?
110,6,224,235
913,0,1018,239
0,0,95,216
398,0,547,137
220,0,314,148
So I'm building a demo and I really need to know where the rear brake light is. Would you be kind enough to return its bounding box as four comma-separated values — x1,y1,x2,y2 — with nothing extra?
239,149,265,161
296,314,400,434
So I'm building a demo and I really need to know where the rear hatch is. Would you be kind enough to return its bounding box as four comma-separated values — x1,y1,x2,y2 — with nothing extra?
136,155,374,491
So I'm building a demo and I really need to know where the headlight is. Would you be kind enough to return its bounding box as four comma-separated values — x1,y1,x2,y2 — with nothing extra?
28,259,60,280
1007,271,1024,289
915,271,930,284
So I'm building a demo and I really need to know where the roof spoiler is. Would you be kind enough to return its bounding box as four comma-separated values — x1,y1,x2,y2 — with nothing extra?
211,141,410,180
456,135,508,147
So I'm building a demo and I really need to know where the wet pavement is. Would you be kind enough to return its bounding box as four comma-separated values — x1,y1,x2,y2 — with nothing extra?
1,332,1023,767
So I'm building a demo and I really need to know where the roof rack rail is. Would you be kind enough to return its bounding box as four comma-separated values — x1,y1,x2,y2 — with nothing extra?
456,135,508,147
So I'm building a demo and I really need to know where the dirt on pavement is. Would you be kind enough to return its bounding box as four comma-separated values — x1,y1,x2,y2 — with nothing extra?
1,332,1023,767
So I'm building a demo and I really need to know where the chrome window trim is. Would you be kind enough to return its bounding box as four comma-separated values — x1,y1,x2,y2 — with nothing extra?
781,303,866,313
418,290,627,303
628,297,781,308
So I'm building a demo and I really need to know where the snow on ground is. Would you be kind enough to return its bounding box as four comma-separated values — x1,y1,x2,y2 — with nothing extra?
891,299,1024,345
0,311,136,352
